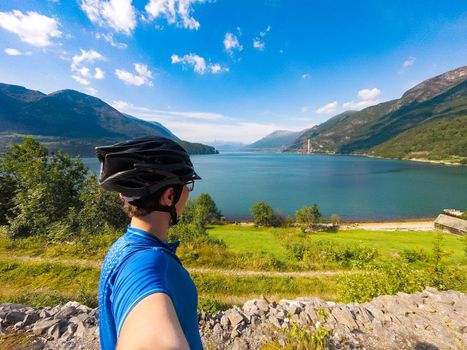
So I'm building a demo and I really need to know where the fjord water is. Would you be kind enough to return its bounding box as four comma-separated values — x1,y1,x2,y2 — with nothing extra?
84,153,467,221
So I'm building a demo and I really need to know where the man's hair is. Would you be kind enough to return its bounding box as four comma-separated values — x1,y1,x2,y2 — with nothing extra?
123,184,183,218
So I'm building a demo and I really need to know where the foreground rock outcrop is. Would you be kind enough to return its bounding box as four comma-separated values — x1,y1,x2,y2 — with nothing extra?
0,288,465,349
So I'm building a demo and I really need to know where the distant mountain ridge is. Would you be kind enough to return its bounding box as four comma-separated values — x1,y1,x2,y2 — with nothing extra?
247,65,467,164
0,83,218,156
244,129,307,151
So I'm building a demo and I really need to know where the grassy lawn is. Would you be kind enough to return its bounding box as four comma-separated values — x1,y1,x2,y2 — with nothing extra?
208,224,467,266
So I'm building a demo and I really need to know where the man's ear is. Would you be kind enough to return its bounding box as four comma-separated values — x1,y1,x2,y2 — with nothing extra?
160,187,175,206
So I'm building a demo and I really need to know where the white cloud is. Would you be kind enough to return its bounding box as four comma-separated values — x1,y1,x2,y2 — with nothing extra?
402,56,416,68
253,39,265,50
4,48,31,56
70,49,105,87
72,75,91,85
259,26,271,37
80,0,136,35
224,32,242,55
0,10,61,47
94,67,105,79
316,101,337,114
301,73,310,79
343,87,382,110
111,101,296,143
342,99,379,109
145,0,205,30
171,53,228,74
71,49,104,71
300,106,309,113
95,32,127,49
357,88,381,100
115,63,153,86
86,87,98,95
253,26,270,51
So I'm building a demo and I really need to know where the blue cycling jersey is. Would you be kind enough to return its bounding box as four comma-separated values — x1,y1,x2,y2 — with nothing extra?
98,226,202,350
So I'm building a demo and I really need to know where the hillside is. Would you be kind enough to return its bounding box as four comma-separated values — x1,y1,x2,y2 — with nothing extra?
245,129,307,151
369,115,467,164
0,83,218,156
284,66,467,162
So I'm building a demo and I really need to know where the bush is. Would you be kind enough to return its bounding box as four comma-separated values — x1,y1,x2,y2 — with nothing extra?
296,203,322,225
338,233,466,302
250,201,274,226
287,239,379,268
330,214,340,226
77,174,128,234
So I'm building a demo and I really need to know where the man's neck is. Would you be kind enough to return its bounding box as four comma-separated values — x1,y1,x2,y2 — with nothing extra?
130,211,171,242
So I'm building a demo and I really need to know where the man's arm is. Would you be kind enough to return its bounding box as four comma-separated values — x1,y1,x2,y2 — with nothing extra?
116,293,190,350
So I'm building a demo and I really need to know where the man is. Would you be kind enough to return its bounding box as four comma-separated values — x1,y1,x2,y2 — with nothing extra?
96,136,203,350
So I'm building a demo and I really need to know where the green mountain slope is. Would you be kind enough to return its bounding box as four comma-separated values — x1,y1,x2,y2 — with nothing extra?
0,83,217,156
369,115,467,164
284,65,467,162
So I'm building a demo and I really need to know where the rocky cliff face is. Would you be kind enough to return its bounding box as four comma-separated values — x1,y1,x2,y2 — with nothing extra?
394,66,467,109
0,288,465,349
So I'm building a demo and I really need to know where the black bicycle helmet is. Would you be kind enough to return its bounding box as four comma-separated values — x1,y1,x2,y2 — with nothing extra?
95,136,201,224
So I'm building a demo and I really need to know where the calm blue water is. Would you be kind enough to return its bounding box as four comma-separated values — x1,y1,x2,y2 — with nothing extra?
83,153,467,221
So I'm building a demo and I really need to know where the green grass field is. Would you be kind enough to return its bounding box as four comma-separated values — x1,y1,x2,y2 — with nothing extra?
208,224,466,266
0,224,465,310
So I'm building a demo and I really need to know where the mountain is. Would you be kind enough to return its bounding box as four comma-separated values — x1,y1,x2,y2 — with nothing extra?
0,83,218,156
284,66,467,163
245,129,308,151
208,142,246,152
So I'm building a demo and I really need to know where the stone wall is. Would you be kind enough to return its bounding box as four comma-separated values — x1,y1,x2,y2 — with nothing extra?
0,288,465,349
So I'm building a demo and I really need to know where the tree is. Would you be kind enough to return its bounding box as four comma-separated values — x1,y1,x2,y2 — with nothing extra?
250,201,274,227
310,204,322,224
1,137,88,238
0,171,15,225
181,193,221,229
296,203,323,226
77,174,129,233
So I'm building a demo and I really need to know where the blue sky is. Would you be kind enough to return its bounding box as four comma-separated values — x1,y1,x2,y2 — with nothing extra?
0,0,466,143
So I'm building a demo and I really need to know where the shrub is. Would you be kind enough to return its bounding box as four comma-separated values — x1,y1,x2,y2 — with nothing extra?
337,259,428,303
296,204,323,228
330,214,340,226
198,297,232,315
77,174,128,234
250,201,274,227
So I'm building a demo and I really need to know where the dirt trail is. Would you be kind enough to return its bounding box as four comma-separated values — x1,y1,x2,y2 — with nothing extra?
0,254,348,277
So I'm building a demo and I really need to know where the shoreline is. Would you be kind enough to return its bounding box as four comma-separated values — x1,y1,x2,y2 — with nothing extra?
232,219,436,231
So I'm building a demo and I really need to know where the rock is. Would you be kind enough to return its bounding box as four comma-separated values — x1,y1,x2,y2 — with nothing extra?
268,315,281,328
47,322,61,340
39,310,50,318
54,306,77,319
227,309,247,328
61,323,77,341
33,319,61,336
23,312,40,326
220,315,231,329
75,320,88,338
288,304,302,316
4,311,26,325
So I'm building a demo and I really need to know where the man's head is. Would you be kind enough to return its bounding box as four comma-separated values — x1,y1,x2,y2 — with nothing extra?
95,136,201,225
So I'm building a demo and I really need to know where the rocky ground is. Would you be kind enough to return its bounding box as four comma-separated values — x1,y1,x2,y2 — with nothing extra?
0,288,465,349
